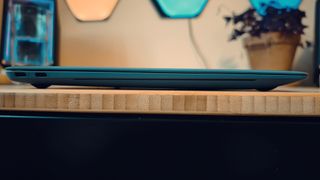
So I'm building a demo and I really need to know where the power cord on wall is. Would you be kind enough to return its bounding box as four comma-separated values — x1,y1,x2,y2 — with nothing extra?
187,19,210,69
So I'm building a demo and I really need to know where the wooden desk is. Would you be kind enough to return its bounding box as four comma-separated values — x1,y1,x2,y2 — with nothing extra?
0,85,319,116
0,85,320,179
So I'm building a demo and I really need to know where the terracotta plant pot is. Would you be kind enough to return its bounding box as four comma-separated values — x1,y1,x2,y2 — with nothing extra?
244,32,301,70
0,68,11,85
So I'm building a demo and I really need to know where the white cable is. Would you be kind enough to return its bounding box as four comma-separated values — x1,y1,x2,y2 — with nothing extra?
187,19,210,69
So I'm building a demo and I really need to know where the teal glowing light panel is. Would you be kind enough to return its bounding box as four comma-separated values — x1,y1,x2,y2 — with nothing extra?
155,0,208,18
2,0,55,66
250,0,302,15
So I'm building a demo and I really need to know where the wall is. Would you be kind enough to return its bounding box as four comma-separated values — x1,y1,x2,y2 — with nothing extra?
57,0,206,68
294,0,316,85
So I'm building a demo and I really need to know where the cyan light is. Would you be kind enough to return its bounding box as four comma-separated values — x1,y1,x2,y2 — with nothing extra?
3,0,55,66
155,0,208,18
250,0,302,15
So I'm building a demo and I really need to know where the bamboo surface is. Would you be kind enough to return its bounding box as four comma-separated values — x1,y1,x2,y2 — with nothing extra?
0,85,319,116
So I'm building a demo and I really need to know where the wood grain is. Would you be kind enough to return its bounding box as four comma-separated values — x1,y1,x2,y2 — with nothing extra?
0,85,320,116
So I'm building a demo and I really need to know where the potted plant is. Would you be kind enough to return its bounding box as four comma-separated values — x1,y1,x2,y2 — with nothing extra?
224,3,309,70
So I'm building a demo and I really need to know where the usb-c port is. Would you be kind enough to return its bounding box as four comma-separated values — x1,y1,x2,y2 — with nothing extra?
14,72,26,77
35,72,47,77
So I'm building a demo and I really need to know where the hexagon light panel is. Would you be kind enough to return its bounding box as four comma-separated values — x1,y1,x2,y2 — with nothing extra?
250,0,302,15
155,0,208,18
66,0,119,21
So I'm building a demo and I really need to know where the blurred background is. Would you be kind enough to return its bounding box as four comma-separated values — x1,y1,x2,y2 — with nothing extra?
0,0,317,85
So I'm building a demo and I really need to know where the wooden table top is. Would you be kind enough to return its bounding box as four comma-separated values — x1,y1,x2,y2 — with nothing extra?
0,85,319,116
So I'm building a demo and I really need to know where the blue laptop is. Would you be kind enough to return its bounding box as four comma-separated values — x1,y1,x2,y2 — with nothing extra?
6,66,307,91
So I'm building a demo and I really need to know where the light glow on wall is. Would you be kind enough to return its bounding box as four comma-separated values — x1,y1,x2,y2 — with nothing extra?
66,0,118,21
